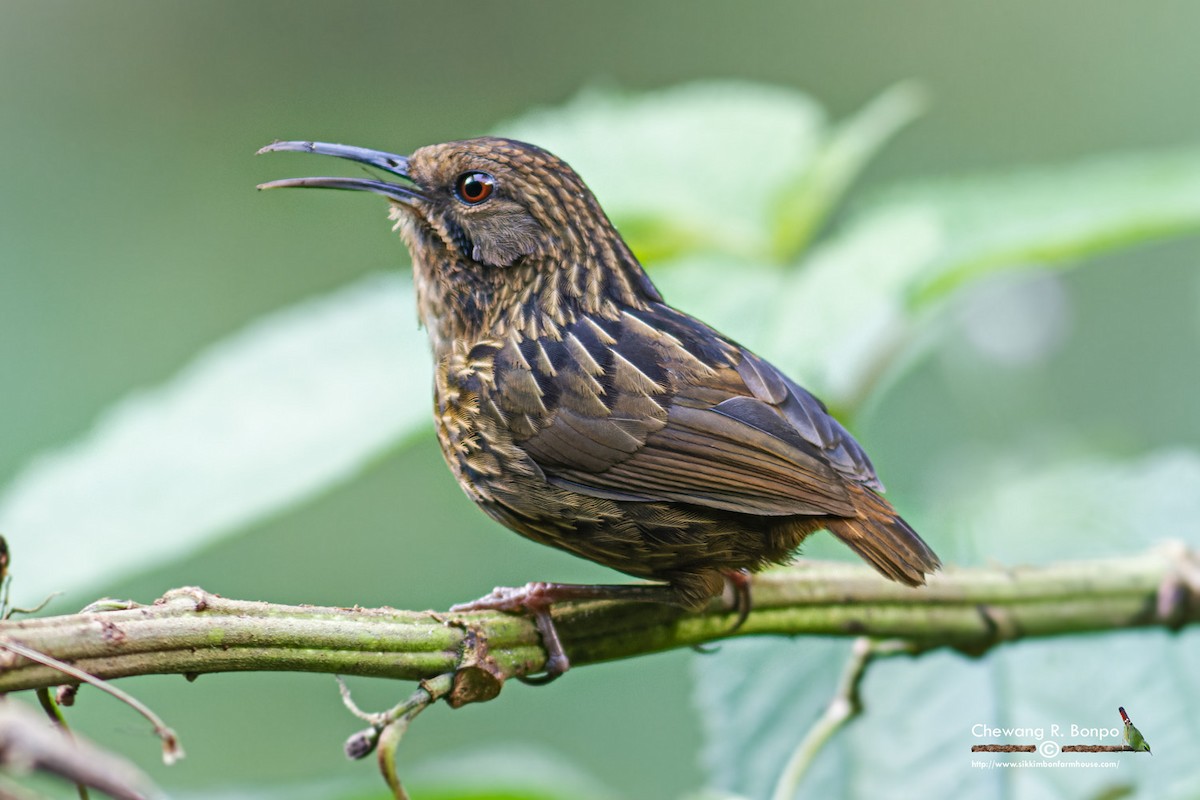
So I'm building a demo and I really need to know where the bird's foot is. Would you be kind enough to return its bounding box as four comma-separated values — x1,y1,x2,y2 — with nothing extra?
451,582,570,683
451,581,681,683
451,581,564,614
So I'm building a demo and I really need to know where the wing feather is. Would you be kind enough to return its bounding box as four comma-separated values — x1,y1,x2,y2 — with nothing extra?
500,304,878,518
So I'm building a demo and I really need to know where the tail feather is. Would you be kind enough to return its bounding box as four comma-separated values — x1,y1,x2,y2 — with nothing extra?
826,484,940,586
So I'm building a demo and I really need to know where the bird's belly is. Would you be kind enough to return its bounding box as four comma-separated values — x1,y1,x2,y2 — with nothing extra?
436,415,801,579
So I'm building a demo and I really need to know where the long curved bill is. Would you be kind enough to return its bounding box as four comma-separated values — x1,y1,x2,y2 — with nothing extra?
256,140,424,205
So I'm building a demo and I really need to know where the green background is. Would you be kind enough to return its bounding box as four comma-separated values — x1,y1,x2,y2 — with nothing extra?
3,2,1198,797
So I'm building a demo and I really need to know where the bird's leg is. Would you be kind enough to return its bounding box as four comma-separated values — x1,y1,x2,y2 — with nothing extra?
722,569,753,631
451,581,683,683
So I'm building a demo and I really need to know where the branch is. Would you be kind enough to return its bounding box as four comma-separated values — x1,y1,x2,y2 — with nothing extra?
0,545,1196,697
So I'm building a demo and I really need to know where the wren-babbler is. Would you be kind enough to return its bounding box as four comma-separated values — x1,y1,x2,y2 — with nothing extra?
259,137,940,678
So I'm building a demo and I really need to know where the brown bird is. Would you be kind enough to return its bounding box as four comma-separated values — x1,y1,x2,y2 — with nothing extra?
259,137,940,679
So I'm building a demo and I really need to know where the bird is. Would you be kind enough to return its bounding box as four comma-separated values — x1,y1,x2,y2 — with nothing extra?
1119,707,1151,754
258,136,940,679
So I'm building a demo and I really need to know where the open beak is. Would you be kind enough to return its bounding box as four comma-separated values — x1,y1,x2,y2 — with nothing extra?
256,141,424,205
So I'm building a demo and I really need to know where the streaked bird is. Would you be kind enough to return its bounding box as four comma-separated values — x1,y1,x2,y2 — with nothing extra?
259,137,940,678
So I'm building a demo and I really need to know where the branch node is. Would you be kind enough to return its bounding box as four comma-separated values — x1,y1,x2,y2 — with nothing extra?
955,603,1020,657
1154,541,1200,630
443,621,506,707
155,586,214,612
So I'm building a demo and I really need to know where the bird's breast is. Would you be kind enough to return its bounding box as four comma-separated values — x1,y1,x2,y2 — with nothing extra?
433,337,541,505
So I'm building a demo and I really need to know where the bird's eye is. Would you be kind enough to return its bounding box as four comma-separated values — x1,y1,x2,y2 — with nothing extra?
454,171,496,205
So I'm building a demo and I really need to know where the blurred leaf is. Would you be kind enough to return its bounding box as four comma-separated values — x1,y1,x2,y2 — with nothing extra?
7,79,1200,617
864,147,1200,305
498,81,829,262
933,447,1200,565
670,145,1200,407
769,81,927,261
174,745,619,800
657,207,944,407
0,274,428,602
405,745,619,800
694,450,1200,799
694,637,853,800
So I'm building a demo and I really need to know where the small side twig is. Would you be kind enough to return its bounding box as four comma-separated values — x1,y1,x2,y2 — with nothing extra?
0,639,182,765
337,673,454,800
771,638,916,800
0,702,156,800
36,688,89,800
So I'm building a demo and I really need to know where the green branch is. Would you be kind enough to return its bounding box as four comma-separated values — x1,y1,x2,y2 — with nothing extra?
0,545,1195,698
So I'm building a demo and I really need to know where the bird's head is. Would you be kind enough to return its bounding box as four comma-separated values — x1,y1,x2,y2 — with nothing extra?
259,137,659,346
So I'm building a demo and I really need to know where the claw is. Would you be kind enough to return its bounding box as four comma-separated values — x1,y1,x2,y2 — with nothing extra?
450,580,682,682
451,582,571,681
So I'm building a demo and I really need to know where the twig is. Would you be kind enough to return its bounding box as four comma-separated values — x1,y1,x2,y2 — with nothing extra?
36,688,90,800
338,674,453,799
0,639,182,764
0,702,157,800
337,673,452,760
771,638,915,800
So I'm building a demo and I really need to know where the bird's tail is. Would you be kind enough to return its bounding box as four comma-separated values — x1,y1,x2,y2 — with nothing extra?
825,484,941,586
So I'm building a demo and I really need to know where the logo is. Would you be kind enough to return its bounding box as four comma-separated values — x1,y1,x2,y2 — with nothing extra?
969,707,1153,769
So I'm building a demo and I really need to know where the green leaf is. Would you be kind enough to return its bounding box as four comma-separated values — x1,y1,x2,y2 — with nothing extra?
695,637,853,799
172,746,621,800
404,745,620,800
694,450,1200,799
654,207,945,408
769,81,927,262
0,274,430,603
750,146,1200,407
865,147,1200,305
497,81,829,262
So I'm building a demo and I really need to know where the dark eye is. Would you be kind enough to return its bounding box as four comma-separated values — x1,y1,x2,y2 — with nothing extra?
454,171,495,205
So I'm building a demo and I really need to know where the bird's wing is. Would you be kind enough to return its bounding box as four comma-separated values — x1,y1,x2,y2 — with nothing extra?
492,304,879,517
